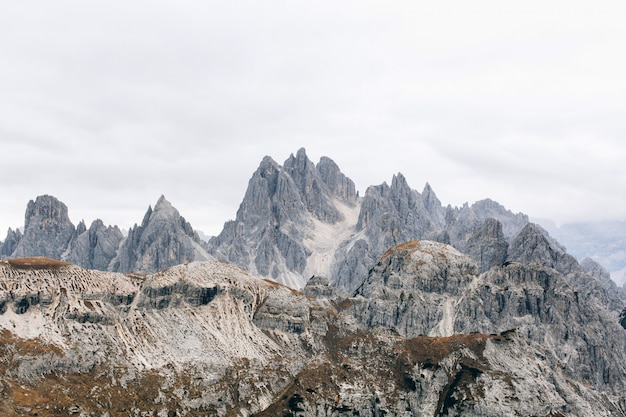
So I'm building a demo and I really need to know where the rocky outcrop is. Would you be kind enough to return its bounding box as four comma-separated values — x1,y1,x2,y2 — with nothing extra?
11,195,75,259
0,228,22,258
508,223,580,275
0,254,625,415
65,219,123,270
110,196,212,274
316,155,358,205
209,149,357,288
302,275,335,298
283,148,346,223
209,149,533,291
2,195,214,275
465,218,509,273
351,240,626,396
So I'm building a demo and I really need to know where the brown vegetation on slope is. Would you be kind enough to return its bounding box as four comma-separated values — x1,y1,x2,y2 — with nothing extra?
2,257,71,270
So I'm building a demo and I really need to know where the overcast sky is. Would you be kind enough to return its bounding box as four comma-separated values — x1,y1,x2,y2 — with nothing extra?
1,1,625,238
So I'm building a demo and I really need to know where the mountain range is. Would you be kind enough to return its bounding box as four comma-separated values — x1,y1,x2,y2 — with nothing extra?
2,148,592,288
0,148,625,415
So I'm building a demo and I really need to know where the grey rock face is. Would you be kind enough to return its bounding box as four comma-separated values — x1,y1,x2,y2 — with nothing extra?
508,223,579,275
353,241,480,337
351,240,626,396
2,195,212,275
466,218,509,273
65,219,123,270
209,155,310,284
302,275,335,298
422,182,445,228
316,155,357,205
210,150,532,291
335,182,528,291
334,174,438,290
0,228,22,258
581,257,626,298
283,148,344,224
12,195,75,259
209,149,356,288
1,256,625,415
110,195,212,274
357,173,435,250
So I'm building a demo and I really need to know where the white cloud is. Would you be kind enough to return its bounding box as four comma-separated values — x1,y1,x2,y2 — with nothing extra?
0,0,625,237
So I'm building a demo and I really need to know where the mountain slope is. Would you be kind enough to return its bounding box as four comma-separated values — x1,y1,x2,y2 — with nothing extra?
110,195,213,273
210,148,530,290
0,244,625,416
10,195,75,260
208,148,358,288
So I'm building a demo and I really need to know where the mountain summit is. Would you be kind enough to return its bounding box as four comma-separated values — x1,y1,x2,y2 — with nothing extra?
0,195,211,274
208,148,359,288
209,148,530,290
110,195,212,273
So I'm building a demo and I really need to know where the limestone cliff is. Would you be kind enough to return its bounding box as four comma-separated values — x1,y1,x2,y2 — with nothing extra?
0,249,624,416
10,195,75,259
110,195,212,273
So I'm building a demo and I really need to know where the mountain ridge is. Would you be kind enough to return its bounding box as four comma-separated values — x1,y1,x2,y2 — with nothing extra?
0,239,624,415
0,148,625,415
0,148,619,295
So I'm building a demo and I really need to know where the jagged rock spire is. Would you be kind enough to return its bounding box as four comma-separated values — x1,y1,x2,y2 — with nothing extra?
12,195,75,259
110,196,211,273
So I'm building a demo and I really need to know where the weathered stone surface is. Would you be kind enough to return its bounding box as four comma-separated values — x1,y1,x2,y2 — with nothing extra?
209,149,356,288
316,155,358,205
302,275,334,298
0,253,624,416
350,240,626,397
11,195,75,259
465,218,509,273
507,223,580,275
210,150,533,291
283,147,344,224
0,228,22,258
110,196,212,274
65,219,123,270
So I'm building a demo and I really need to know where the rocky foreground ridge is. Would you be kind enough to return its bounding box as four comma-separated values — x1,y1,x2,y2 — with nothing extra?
0,237,625,416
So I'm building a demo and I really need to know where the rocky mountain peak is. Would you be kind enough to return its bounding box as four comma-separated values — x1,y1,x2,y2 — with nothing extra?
0,228,22,258
23,195,71,229
465,218,509,273
357,240,478,301
151,195,186,227
316,155,357,205
110,196,211,274
508,223,559,266
154,194,172,211
282,147,343,223
209,149,361,288
12,194,75,259
470,198,529,239
75,220,87,235
421,182,444,222
65,219,123,271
